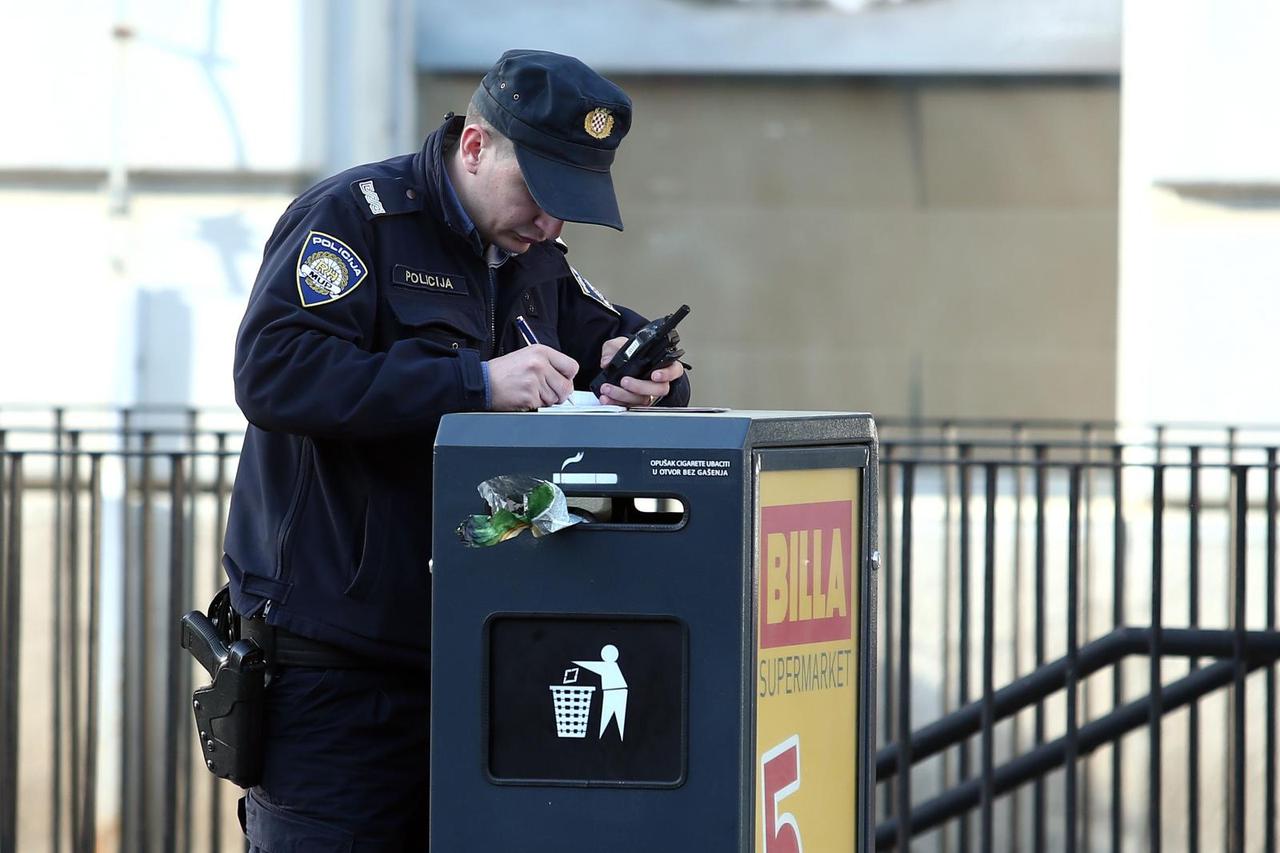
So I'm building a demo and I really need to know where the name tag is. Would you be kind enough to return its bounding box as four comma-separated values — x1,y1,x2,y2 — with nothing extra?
393,265,469,295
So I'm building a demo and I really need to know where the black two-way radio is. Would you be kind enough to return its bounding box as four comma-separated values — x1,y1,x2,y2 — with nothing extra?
590,304,691,398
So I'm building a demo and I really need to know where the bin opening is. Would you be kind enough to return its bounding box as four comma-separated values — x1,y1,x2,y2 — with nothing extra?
563,494,687,529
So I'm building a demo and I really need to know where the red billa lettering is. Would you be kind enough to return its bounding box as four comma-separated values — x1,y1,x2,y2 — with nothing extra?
760,500,854,648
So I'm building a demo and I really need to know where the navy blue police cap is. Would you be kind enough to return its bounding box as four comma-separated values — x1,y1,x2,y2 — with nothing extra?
475,49,632,231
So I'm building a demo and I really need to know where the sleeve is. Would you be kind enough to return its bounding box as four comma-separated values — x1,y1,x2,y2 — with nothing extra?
233,194,487,439
555,268,692,408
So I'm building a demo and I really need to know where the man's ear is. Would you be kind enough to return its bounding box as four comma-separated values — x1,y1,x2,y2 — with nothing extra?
458,124,487,174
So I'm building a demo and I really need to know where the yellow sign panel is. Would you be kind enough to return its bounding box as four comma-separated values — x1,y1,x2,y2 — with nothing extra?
755,465,861,853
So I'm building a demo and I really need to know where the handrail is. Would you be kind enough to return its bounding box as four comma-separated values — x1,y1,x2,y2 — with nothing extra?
876,625,1280,780
875,646,1280,847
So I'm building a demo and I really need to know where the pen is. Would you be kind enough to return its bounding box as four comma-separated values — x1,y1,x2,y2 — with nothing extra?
515,315,539,347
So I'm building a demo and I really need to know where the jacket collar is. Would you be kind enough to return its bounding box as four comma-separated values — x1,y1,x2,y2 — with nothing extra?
416,115,485,257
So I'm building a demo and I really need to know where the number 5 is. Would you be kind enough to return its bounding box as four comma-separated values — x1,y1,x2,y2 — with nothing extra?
761,735,803,853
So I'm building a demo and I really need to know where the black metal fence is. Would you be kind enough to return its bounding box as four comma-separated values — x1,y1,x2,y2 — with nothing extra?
0,408,245,853
2,409,1279,852
875,418,1280,852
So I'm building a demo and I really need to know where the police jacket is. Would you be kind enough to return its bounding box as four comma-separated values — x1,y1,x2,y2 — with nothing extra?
223,116,691,669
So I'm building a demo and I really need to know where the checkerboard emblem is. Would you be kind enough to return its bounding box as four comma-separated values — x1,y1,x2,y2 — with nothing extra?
584,107,615,140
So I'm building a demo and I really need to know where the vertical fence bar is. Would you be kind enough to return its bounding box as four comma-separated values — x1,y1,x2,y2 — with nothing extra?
942,424,958,853
958,444,973,853
1224,433,1239,853
1008,427,1029,845
1149,464,1164,853
136,432,154,852
980,463,998,852
183,448,196,853
1110,444,1125,853
1231,466,1248,852
0,446,7,853
67,435,82,851
1033,445,1048,852
882,445,896,821
1066,465,1081,853
163,454,186,853
1188,447,1202,853
119,410,135,852
1,455,23,853
210,434,229,852
1010,429,1026,852
1080,426,1095,853
896,462,915,852
52,411,65,853
182,415,198,852
1267,448,1277,853
81,455,102,853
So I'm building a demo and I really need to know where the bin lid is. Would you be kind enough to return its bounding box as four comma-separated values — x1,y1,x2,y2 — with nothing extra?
436,410,876,451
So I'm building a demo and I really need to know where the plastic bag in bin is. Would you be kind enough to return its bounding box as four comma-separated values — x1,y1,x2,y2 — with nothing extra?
457,476,583,547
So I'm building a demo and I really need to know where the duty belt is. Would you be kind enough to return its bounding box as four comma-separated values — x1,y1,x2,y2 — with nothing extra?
240,618,374,670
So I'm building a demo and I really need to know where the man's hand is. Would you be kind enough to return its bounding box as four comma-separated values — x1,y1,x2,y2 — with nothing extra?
487,345,579,411
596,336,686,407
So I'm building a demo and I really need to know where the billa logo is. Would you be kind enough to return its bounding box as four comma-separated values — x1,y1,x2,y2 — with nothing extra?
760,501,854,648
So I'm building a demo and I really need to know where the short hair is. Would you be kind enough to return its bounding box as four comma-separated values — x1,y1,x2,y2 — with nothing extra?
464,88,514,158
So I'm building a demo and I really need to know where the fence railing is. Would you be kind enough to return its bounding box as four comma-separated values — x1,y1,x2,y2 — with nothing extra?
875,431,1280,852
2,408,1280,852
1,411,244,853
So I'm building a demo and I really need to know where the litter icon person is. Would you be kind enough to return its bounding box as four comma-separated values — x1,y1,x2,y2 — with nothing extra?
573,644,629,740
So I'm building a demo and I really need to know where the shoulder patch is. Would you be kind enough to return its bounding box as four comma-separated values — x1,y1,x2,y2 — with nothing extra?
570,266,620,316
296,231,368,308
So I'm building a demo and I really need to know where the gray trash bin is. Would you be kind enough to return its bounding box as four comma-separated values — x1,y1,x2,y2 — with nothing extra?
430,410,878,852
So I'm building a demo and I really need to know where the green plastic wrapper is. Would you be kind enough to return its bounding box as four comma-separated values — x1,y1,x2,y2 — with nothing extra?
457,476,583,547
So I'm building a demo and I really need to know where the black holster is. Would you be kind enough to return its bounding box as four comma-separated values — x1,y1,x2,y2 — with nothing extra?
181,586,377,788
181,587,266,788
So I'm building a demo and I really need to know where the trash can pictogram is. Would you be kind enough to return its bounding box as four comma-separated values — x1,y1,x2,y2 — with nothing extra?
549,684,596,738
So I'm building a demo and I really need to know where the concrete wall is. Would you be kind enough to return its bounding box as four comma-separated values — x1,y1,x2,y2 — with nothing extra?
423,76,1120,419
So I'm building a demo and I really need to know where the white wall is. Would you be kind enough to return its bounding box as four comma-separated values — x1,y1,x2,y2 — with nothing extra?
0,0,416,409
2,1,306,171
1118,0,1280,426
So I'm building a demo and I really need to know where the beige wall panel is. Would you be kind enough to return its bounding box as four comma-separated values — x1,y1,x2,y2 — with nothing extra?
614,81,920,210
421,75,1119,421
918,86,1121,208
562,208,1115,417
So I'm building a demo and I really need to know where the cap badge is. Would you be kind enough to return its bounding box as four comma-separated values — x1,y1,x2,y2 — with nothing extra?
584,107,615,141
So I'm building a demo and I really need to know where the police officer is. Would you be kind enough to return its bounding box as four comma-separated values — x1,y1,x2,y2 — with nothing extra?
223,50,690,850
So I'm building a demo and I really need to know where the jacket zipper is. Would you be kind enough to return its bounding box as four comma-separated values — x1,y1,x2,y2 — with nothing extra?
487,265,498,358
273,437,314,588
